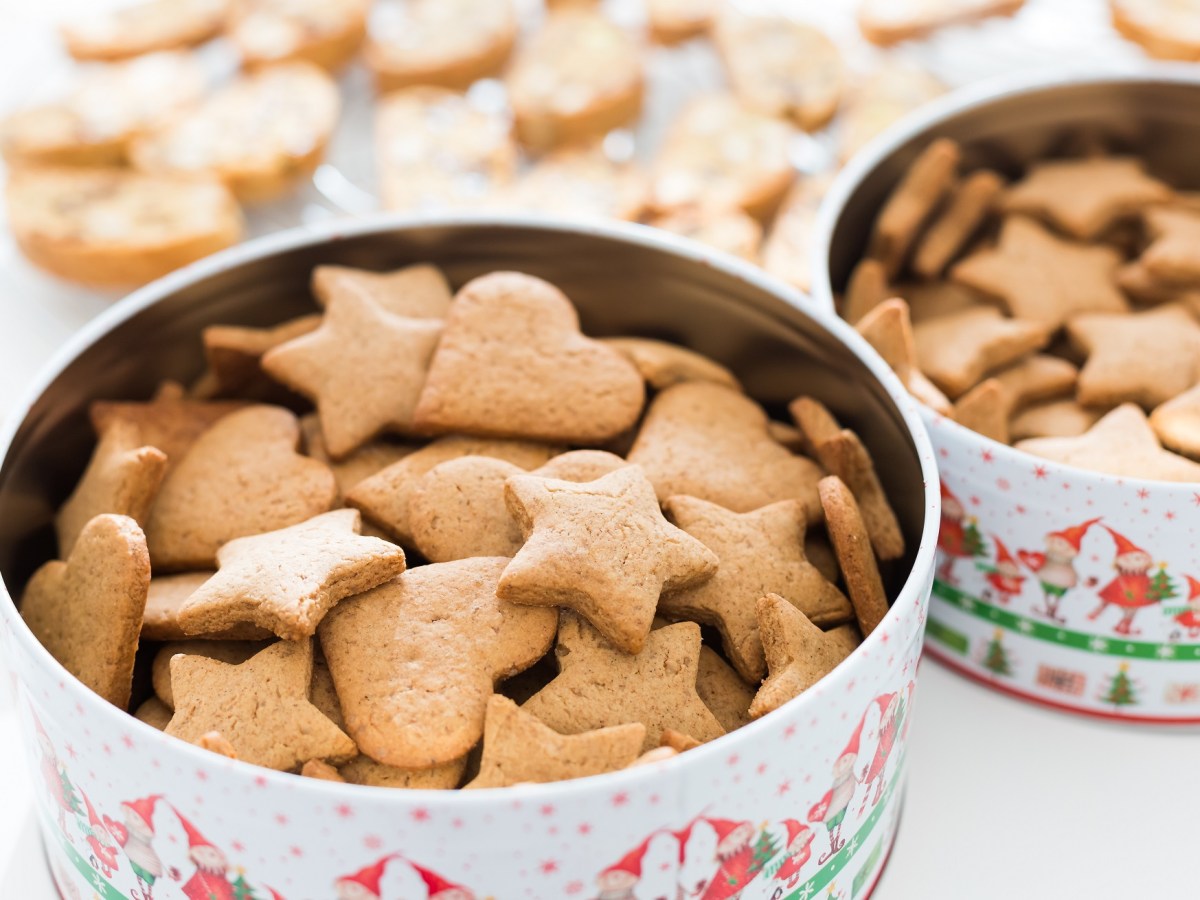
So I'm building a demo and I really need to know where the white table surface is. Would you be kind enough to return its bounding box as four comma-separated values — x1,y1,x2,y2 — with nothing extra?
0,0,1193,896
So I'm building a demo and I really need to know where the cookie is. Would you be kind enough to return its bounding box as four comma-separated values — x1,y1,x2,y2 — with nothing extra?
143,572,273,641
661,496,851,682
649,208,763,262
339,754,467,790
660,729,702,753
499,465,718,654
175,509,406,641
1140,207,1200,286
897,280,995,324
374,87,517,213
840,259,891,325
714,12,843,131
166,638,356,770
819,476,889,637
465,696,645,789
857,0,1026,46
507,9,643,151
647,0,715,44
60,0,227,61
1002,157,1173,240
1010,399,1105,441
867,138,960,277
838,61,944,164
495,144,646,222
318,557,557,768
649,93,794,222
601,337,740,392
347,436,560,544
412,272,645,443
749,594,853,719
627,381,824,520
55,420,167,559
696,646,754,732
912,306,1051,398
951,216,1129,328
1016,403,1200,481
912,170,1005,278
991,354,1078,408
0,52,207,167
130,62,340,204
6,166,242,287
761,173,834,293
311,263,453,318
1111,0,1200,61
262,288,444,458
1149,383,1200,458
1117,260,1200,307
151,640,267,708
195,731,238,759
230,0,368,71
144,405,337,569
826,622,865,658
301,759,345,782
788,397,905,561
409,456,526,562
201,315,322,399
854,298,954,415
366,0,517,93
134,697,174,730
951,379,1010,444
1068,304,1200,410
299,416,416,504
522,614,725,752
20,515,149,709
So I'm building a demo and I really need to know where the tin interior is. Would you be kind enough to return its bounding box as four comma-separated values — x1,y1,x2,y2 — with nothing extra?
0,220,928,605
826,75,1200,293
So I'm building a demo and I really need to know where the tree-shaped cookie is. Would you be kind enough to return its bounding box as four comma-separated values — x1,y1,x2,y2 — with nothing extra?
499,465,718,654
317,556,557,768
412,271,645,443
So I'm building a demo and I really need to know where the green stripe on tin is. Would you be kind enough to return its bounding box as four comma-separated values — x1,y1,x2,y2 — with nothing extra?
40,810,127,900
925,616,969,655
933,580,1200,661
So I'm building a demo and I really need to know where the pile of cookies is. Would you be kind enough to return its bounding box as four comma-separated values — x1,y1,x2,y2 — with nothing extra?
842,136,1200,483
20,263,907,789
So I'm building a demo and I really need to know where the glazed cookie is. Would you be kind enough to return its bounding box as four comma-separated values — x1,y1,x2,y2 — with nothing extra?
649,208,763,262
601,337,741,391
374,87,517,213
714,12,843,131
838,61,944,164
749,594,853,718
465,696,645,788
507,9,643,151
151,640,267,708
627,381,825,520
130,62,340,203
21,515,149,709
499,465,718,654
1111,0,1200,61
262,289,444,458
366,0,517,93
311,262,453,318
166,639,356,770
819,477,890,637
60,0,228,61
857,0,1026,46
867,138,960,277
661,496,851,682
202,315,322,399
650,93,794,222
6,167,242,287
496,145,646,222
647,0,715,44
412,272,645,443
318,557,557,768
143,572,273,641
523,614,725,752
912,306,1051,398
144,405,337,569
230,0,369,71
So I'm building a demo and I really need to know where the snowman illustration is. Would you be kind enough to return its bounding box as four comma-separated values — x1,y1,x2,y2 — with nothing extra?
1018,518,1100,622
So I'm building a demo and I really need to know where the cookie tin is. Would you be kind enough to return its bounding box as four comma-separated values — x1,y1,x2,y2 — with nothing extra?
814,68,1200,723
0,216,938,899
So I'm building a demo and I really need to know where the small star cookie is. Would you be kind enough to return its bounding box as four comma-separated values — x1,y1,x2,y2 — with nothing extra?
311,262,453,318
1139,207,1200,286
913,306,1051,398
142,572,272,641
749,594,854,718
1150,383,1200,458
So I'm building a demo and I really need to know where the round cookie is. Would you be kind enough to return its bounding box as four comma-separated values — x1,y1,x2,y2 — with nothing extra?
1110,0,1200,61
230,0,369,71
650,208,763,262
60,0,228,61
493,144,645,222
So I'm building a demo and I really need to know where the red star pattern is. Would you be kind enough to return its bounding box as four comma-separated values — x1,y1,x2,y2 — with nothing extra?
578,823,592,835
756,763,768,775
65,743,77,760
1015,505,1027,515
1166,510,1176,520
981,449,994,463
335,803,354,819
102,743,112,755
1137,488,1150,499
939,447,949,458
778,780,791,796
996,478,1010,492
611,792,629,807
566,881,584,895
539,860,558,874
275,813,288,825
364,834,382,850
540,804,555,817
1034,465,1048,479
121,734,135,749
254,775,269,787
649,793,660,805
289,846,303,858
196,770,208,782
784,724,797,739
452,818,465,829
1193,492,1200,506
411,807,431,822
232,840,245,853
969,495,980,506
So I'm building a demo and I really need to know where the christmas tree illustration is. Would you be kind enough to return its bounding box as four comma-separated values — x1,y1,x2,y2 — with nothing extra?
232,870,260,900
1149,566,1178,603
1100,663,1138,707
980,629,1013,677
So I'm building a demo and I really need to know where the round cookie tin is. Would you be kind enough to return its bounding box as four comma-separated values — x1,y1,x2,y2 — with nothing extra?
0,216,938,899
815,68,1200,723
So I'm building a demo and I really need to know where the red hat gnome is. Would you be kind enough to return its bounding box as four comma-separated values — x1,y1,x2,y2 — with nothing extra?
595,833,656,899
335,854,397,900
117,795,165,890
408,861,474,900
1019,517,1101,622
772,820,814,888
809,713,866,862
696,818,776,899
936,482,984,583
1174,575,1200,636
1089,526,1174,635
1049,517,1102,552
81,790,120,877
176,811,235,900
982,537,1025,605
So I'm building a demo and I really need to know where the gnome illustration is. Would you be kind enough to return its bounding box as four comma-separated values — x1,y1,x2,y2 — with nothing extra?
32,710,81,838
80,790,121,879
695,818,774,900
935,483,984,584
808,715,865,864
669,817,701,900
1173,576,1200,638
770,820,814,890
335,854,397,900
594,834,655,900
1018,518,1101,622
408,861,475,900
858,691,906,814
1088,526,1175,635
113,795,166,896
176,812,235,900
979,537,1025,605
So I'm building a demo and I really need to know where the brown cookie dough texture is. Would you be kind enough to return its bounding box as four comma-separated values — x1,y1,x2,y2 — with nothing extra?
857,0,1026,47
408,456,526,562
696,647,754,732
151,639,267,708
647,0,716,44
819,476,890,638
413,272,645,443
144,405,337,569
507,9,643,151
749,594,854,718
318,557,557,768
143,571,274,641
601,338,741,392
5,167,242,287
202,315,322,400
21,515,150,709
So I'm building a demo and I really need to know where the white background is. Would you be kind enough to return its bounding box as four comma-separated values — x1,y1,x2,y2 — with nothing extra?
0,0,1194,896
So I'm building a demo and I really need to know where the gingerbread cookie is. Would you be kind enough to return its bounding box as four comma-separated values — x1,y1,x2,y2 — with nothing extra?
952,379,1011,444
311,262,453,318
650,208,763,262
134,697,173,730
495,144,646,222
660,729,702,753
819,477,889,637
1139,207,1200,286
912,170,1005,278
854,299,954,415
21,515,149,709
412,272,645,443
858,0,1026,46
318,557,557,768
1150,384,1200,458
991,354,1078,408
143,572,273,641
749,594,853,718
523,614,725,752
601,337,740,392
409,456,526,562
913,306,1051,398
145,405,336,569
151,640,267,708
838,61,944,163
60,0,227,61
202,315,321,399
1010,399,1104,441
1111,0,1200,61
195,731,238,759
867,138,960,277
696,646,754,733
340,754,466,790
301,759,344,781
647,0,715,44
841,258,891,325
299,416,416,505
762,173,834,293
230,0,368,71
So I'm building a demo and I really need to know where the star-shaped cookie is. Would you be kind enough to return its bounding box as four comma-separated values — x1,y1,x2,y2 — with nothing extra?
142,572,272,641
912,305,1051,398
465,696,645,789
498,465,718,654
522,614,726,752
165,638,356,771
1016,403,1200,482
1140,207,1200,286
311,263,453,317
749,594,854,719
175,509,407,641
950,216,1129,328
1001,157,1172,239
262,287,444,458
854,298,953,414
201,314,321,397
1150,383,1200,457
660,496,851,682
1067,303,1200,410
